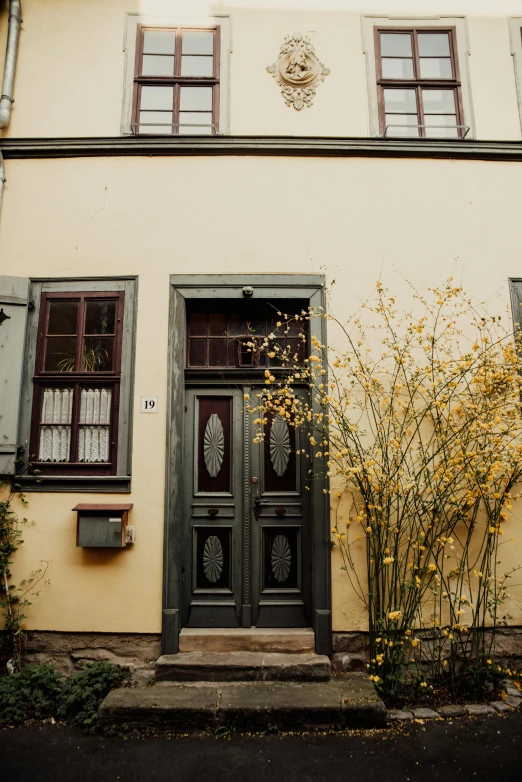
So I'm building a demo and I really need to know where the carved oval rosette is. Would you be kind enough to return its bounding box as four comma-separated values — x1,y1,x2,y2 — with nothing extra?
267,34,330,111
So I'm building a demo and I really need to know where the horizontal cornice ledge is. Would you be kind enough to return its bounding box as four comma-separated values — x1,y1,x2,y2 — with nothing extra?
1,135,522,161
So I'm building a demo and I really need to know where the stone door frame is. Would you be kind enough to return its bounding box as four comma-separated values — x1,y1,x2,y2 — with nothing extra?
162,274,332,655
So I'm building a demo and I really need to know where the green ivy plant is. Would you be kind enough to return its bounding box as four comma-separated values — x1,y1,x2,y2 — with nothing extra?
0,479,49,672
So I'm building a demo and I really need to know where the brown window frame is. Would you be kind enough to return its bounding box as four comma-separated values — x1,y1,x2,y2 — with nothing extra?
132,25,220,136
30,291,125,476
375,26,465,139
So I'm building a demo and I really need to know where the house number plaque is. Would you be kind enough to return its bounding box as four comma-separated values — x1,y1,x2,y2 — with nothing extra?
141,397,158,413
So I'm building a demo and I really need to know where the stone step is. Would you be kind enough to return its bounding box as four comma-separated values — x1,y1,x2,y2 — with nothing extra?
179,627,315,654
99,676,386,732
155,652,331,682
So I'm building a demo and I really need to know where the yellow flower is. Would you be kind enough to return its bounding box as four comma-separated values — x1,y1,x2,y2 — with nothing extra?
383,556,394,565
388,610,402,621
427,563,437,572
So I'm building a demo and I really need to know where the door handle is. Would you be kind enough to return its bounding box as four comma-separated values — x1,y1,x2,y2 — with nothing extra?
253,495,267,521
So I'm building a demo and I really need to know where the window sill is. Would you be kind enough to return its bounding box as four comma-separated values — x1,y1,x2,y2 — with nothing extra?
15,475,131,493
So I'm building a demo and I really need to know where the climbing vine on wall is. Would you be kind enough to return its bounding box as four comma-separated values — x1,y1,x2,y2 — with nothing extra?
0,479,49,672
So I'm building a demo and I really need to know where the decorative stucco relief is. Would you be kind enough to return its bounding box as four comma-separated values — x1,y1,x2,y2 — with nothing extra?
267,34,330,111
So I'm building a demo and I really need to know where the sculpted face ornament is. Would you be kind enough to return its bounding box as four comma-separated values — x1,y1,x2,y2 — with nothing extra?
267,34,330,111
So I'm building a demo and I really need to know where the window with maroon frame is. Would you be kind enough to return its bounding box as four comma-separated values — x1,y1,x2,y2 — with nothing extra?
132,26,220,135
375,28,465,138
30,292,124,475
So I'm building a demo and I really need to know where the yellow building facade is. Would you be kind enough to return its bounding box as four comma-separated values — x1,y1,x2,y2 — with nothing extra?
1,0,522,668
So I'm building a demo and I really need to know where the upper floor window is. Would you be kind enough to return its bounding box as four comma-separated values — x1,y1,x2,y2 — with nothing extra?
132,26,220,135
376,27,465,138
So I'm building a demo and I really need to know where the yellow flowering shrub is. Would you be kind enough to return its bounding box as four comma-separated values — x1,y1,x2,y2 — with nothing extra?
248,279,522,700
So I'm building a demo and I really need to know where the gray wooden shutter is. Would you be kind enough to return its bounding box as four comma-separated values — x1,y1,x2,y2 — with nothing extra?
0,276,29,474
510,280,522,332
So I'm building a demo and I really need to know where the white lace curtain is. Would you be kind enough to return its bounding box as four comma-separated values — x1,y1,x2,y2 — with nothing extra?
79,388,111,463
39,388,111,463
39,389,73,462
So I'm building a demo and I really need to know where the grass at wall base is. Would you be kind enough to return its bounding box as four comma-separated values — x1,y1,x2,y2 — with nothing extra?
249,279,522,707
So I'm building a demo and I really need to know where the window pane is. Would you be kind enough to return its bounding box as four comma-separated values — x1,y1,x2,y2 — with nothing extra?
419,58,452,79
246,318,266,336
39,388,73,462
78,388,112,463
422,89,456,114
140,85,173,110
83,337,114,372
382,58,414,79
48,301,78,335
45,337,77,372
182,31,214,55
139,111,172,134
380,33,412,57
85,300,116,335
78,427,110,462
39,427,71,462
41,388,73,423
418,33,450,57
142,54,175,77
189,313,207,336
384,88,417,113
227,314,247,337
143,30,175,55
424,114,459,138
208,338,227,366
179,112,213,133
80,388,112,424
208,313,227,336
189,339,207,366
385,114,420,136
179,86,213,111
181,55,214,77
288,338,307,363
238,339,256,367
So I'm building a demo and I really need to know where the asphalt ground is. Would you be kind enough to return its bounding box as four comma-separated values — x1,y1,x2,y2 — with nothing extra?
1,711,521,782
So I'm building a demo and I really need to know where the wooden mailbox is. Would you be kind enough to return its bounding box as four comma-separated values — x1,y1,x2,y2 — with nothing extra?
73,504,133,548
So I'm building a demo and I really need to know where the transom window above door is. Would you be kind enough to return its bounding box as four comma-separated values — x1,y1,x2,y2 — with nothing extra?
375,28,465,138
186,301,308,369
132,26,220,135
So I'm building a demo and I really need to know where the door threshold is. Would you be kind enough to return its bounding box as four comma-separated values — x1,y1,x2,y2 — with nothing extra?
179,627,315,654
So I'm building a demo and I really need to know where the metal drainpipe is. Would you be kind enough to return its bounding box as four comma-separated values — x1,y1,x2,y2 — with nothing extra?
0,153,5,208
0,1,23,211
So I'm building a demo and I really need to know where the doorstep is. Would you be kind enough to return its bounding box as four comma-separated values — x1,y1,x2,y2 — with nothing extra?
155,652,331,683
179,627,315,654
98,676,386,732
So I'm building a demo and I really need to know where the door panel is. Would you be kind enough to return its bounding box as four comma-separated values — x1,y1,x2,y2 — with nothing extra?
251,405,311,627
182,386,311,628
183,389,243,627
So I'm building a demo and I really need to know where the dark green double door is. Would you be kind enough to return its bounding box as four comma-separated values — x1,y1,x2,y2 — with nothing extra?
181,387,311,628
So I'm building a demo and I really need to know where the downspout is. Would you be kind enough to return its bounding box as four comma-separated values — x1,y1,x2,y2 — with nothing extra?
0,1,22,211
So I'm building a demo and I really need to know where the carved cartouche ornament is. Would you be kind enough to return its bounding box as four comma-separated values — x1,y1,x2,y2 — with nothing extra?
267,34,330,111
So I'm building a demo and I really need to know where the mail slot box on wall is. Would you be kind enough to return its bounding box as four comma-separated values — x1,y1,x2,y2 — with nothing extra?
73,504,133,548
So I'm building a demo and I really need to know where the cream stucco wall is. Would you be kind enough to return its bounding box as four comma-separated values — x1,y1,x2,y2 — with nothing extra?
1,153,522,632
0,0,521,139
